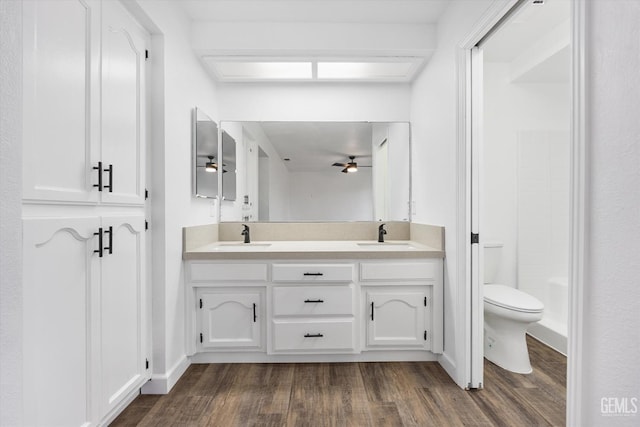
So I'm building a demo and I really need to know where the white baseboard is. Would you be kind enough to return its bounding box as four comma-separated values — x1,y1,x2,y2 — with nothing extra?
190,350,438,364
527,326,568,356
99,386,141,426
141,356,191,395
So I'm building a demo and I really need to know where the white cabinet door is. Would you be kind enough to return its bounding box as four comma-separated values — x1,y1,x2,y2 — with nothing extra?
23,217,101,427
22,0,100,204
100,1,147,205
199,290,262,350
100,215,147,416
366,288,429,349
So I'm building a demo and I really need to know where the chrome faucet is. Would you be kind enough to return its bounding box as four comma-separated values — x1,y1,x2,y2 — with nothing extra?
378,223,387,243
241,224,250,243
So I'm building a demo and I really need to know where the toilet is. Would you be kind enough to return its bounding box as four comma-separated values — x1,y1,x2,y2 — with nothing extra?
483,242,544,374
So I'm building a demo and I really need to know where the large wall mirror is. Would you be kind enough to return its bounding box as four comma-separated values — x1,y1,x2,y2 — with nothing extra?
219,121,411,222
192,107,219,199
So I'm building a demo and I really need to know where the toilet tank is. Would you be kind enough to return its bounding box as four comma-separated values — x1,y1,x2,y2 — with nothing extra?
483,241,503,284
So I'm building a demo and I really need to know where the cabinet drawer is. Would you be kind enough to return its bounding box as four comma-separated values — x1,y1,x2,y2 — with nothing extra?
272,320,355,352
189,262,268,282
272,264,354,282
360,262,438,281
273,285,354,316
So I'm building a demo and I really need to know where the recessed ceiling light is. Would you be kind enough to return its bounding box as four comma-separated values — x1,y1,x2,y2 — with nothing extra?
205,59,312,80
317,61,416,80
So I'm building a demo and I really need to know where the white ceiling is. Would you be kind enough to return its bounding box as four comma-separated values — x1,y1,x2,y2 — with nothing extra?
180,0,450,24
249,122,375,172
483,0,570,63
178,0,450,82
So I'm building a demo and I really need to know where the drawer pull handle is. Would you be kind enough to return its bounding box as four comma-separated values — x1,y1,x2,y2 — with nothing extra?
103,226,113,255
371,301,374,321
94,227,103,258
304,299,324,303
253,303,257,322
93,161,103,191
304,333,324,338
303,272,324,276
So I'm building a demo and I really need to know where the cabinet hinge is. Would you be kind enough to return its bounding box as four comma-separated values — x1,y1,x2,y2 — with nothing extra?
199,299,203,309
145,49,149,60
145,358,149,370
424,297,427,307
145,220,149,231
199,333,203,343
145,188,149,200
471,233,479,244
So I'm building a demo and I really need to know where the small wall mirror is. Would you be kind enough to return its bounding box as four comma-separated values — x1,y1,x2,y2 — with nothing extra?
219,121,411,222
192,107,219,199
221,130,237,201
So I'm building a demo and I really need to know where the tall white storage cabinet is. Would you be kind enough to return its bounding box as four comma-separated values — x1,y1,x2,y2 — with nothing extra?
21,1,150,425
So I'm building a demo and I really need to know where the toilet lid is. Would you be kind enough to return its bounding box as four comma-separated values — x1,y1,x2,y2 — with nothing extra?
484,285,544,313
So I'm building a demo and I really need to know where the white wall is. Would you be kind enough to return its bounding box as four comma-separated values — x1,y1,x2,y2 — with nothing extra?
289,170,373,221
134,0,220,389
387,122,411,221
218,83,411,122
0,1,23,424
242,123,291,221
483,62,570,297
409,0,494,387
581,1,640,424
219,121,291,222
517,130,569,315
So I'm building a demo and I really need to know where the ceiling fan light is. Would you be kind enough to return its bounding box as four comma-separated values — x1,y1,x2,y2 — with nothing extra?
346,163,358,173
205,156,218,172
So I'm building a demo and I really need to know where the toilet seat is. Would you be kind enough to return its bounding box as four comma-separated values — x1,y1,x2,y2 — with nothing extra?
484,284,544,313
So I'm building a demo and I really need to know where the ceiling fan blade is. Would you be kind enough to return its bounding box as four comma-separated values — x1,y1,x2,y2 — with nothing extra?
341,167,349,173
332,162,347,167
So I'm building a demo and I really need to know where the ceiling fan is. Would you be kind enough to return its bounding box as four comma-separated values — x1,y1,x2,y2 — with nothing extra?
332,156,372,174
197,154,227,173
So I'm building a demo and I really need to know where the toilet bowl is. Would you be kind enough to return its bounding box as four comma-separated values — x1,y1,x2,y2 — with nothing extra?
483,241,544,374
484,284,544,373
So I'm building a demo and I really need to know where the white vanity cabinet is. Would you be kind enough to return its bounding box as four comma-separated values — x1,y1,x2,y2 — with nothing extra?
361,261,443,353
270,264,357,354
365,287,431,349
186,257,443,361
188,263,268,354
198,289,264,350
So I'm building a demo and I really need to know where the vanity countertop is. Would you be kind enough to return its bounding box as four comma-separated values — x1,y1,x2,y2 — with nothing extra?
183,240,445,260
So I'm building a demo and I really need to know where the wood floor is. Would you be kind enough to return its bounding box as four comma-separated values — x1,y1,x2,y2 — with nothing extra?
111,336,566,426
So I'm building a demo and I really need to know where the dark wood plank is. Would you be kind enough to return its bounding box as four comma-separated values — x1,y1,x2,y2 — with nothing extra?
111,338,566,426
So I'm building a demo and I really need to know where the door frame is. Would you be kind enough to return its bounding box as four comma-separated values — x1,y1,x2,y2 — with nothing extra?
457,0,587,424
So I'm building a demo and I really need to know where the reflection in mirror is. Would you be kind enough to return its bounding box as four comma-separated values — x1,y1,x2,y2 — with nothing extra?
192,108,219,199
219,121,411,222
221,130,237,201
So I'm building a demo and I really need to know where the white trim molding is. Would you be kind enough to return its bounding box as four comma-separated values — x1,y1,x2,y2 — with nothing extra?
141,356,191,395
455,0,520,390
567,0,587,425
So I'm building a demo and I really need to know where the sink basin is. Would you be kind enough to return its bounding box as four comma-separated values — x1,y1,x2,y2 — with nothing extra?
218,242,272,247
357,242,417,249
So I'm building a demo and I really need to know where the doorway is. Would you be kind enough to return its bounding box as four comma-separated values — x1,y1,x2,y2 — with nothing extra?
459,0,583,415
480,0,571,354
